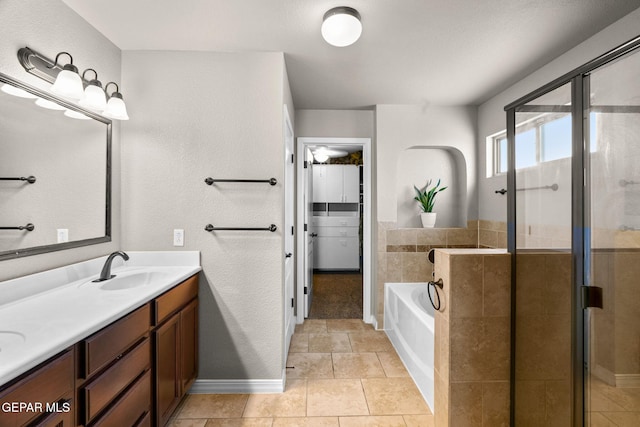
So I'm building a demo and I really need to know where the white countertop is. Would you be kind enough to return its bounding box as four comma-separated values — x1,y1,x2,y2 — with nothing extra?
0,251,201,386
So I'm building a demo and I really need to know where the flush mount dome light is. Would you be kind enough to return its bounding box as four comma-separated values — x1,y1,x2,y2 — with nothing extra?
321,6,362,47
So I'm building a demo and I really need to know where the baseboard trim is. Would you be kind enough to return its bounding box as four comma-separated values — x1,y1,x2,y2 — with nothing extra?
188,378,285,394
591,364,640,388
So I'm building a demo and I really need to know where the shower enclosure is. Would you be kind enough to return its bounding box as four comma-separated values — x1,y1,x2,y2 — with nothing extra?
506,36,640,426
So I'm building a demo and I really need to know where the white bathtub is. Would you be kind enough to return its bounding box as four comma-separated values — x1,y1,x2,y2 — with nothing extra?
384,282,434,411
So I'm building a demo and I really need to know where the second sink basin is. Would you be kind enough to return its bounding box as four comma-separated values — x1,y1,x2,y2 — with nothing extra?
98,271,169,291
0,331,26,353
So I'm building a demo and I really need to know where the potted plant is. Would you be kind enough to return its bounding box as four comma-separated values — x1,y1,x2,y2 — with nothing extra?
413,179,447,228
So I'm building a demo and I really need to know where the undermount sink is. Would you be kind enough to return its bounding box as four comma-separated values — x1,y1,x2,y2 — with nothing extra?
98,271,168,291
0,331,26,353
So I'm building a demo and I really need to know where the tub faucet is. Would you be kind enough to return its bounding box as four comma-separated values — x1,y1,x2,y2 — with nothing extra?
93,251,130,282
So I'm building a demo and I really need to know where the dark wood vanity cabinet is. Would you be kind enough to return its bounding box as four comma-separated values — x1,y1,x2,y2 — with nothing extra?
0,274,198,427
0,349,74,427
153,275,199,426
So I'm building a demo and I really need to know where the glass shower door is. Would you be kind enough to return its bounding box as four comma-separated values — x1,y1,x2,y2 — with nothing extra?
586,47,640,426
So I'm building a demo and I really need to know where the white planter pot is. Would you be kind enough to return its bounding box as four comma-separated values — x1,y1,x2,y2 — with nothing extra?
420,212,437,228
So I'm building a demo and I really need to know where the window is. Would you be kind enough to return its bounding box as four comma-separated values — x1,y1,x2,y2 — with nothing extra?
489,112,598,176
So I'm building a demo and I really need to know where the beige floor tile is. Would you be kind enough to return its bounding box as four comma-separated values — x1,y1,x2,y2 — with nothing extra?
286,353,334,378
204,419,273,427
168,420,208,427
376,352,409,377
599,411,640,425
349,331,394,352
309,333,352,353
403,414,435,427
333,353,386,378
290,333,309,352
177,394,249,419
338,415,406,426
243,379,307,418
272,417,339,426
307,379,370,416
340,415,406,427
326,319,370,332
588,412,617,427
296,320,328,333
362,378,430,415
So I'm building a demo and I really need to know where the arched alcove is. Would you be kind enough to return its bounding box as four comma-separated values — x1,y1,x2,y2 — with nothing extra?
396,146,467,228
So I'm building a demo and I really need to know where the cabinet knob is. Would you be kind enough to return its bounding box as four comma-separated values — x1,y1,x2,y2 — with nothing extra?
285,252,293,258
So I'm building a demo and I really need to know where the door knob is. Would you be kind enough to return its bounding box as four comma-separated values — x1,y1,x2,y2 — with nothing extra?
310,233,318,237
285,253,293,258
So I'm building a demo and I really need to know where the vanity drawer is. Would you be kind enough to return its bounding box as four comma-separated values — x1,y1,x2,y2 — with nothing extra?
91,370,151,427
0,349,73,427
82,338,151,423
82,303,151,378
155,275,198,325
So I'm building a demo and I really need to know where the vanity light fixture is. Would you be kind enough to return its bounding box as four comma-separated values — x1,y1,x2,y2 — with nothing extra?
17,47,130,120
103,82,129,121
79,68,107,111
321,6,362,47
49,52,84,100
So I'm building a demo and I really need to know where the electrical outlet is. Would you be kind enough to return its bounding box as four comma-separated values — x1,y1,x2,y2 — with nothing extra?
57,228,69,243
173,229,184,247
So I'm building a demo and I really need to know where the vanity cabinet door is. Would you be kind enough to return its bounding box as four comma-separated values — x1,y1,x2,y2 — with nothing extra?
154,312,181,427
0,349,74,427
180,299,198,392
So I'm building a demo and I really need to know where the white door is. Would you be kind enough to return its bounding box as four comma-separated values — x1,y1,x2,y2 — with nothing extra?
283,106,295,355
304,148,314,317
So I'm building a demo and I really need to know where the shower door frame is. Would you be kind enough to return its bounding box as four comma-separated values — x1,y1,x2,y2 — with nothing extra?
505,35,640,427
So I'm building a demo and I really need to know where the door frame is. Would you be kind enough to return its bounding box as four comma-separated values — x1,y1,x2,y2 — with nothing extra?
283,105,295,367
296,137,373,325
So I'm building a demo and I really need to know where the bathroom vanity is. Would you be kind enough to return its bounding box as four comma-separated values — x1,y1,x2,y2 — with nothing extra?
0,252,201,426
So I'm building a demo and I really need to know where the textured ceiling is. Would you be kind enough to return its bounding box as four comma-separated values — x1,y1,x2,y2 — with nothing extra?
61,0,640,109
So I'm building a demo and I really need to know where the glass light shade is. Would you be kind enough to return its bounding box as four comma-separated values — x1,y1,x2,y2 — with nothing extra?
79,83,107,111
64,109,90,120
314,152,329,162
103,95,129,120
50,67,84,100
321,7,362,47
35,97,66,110
1,84,38,99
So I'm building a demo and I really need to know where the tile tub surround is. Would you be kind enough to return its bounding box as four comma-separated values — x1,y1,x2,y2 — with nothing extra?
514,251,571,426
0,251,201,386
433,249,511,427
170,319,434,426
376,221,479,327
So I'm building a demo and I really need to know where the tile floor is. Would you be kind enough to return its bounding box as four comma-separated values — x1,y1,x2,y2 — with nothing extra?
170,319,433,427
588,375,640,426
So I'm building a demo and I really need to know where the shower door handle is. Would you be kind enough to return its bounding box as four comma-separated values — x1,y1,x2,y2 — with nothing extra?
581,286,603,309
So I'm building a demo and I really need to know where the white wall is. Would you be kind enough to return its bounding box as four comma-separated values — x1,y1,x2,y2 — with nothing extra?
0,0,121,281
121,51,290,381
376,104,478,224
295,109,374,138
477,7,640,222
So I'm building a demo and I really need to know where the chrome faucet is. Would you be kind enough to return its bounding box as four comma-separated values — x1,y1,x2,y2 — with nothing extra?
93,251,129,282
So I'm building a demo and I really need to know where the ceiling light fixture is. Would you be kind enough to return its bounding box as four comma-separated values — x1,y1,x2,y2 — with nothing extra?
313,146,349,163
321,6,362,47
49,52,84,100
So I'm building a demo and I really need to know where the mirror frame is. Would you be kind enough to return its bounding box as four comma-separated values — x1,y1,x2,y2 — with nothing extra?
0,71,112,261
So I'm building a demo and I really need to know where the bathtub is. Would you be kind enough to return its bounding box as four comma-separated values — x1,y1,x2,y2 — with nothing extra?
384,282,434,411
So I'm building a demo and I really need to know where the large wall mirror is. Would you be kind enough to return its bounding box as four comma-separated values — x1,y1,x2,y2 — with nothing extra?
0,72,111,260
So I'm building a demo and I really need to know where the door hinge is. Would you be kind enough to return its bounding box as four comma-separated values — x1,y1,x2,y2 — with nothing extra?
291,226,294,235
291,154,294,164
304,161,308,169
304,287,308,295
581,286,603,309
291,298,294,308
304,223,308,232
